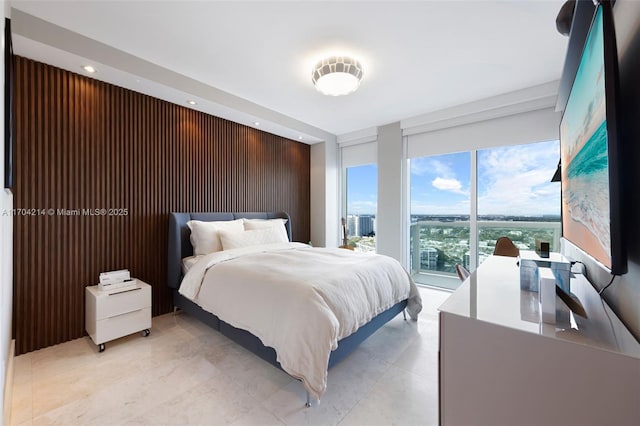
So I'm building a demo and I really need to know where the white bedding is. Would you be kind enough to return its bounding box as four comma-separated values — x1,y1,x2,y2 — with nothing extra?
179,242,422,399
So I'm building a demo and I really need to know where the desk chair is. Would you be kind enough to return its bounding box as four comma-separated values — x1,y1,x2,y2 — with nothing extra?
493,237,520,257
455,264,470,281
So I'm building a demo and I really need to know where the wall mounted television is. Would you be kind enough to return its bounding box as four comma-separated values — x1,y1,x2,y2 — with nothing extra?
560,1,627,275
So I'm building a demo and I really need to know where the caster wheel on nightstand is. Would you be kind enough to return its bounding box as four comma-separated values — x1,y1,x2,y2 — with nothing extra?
98,343,105,352
142,329,150,337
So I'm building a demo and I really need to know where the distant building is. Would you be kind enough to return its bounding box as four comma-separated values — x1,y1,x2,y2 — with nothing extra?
346,214,376,237
421,247,438,270
359,215,375,236
346,215,358,237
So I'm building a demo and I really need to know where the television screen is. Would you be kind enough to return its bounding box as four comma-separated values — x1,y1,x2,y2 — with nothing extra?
560,2,625,274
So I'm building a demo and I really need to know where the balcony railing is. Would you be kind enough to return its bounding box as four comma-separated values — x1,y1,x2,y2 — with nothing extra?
410,220,561,289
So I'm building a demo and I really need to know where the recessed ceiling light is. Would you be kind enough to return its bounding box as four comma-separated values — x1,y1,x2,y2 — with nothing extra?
254,121,260,126
187,100,197,105
298,136,303,140
82,65,97,74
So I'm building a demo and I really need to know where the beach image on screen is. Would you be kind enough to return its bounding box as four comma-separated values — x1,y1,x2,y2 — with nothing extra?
560,6,611,268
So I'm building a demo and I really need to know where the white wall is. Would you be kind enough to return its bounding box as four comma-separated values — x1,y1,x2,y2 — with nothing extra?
0,197,11,425
310,140,338,247
1,0,14,422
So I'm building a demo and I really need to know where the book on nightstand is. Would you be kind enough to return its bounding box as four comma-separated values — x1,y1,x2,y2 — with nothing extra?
98,269,136,291
99,269,130,285
99,279,137,293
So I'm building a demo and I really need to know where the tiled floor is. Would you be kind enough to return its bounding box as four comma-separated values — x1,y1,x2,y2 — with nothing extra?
10,287,450,426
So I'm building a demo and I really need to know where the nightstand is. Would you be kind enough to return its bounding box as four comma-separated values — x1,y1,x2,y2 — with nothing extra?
85,279,152,352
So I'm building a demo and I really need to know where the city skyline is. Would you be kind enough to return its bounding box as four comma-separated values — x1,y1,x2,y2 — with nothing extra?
347,140,561,217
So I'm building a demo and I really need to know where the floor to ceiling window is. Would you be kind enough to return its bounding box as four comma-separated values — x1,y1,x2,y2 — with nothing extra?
408,140,560,290
341,140,378,253
344,164,378,252
410,152,471,290
477,140,561,265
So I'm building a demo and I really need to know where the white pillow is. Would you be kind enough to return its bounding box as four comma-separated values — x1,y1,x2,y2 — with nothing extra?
219,227,289,250
187,219,244,255
243,218,289,242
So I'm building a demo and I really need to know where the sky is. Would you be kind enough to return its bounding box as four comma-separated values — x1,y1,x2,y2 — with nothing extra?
347,140,561,216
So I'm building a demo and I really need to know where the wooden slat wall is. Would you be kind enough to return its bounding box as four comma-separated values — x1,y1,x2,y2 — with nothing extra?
12,57,311,354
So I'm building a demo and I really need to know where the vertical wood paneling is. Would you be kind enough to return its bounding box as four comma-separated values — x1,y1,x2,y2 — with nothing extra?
13,57,311,355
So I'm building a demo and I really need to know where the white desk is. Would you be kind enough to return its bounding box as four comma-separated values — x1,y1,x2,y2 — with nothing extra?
439,255,640,426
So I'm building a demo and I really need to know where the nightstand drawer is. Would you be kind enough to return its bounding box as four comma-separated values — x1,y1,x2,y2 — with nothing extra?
94,284,151,320
92,307,152,344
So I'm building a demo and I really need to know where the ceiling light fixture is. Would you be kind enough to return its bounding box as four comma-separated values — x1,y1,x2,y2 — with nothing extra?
82,65,97,73
187,100,197,105
254,121,260,126
312,56,363,96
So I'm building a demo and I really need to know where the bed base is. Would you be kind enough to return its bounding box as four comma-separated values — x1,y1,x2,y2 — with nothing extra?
172,290,408,405
173,289,407,369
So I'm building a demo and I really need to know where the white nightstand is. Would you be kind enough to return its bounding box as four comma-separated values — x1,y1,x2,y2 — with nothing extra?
85,279,152,352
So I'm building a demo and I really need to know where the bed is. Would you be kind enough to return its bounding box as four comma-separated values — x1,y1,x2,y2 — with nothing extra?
167,211,421,405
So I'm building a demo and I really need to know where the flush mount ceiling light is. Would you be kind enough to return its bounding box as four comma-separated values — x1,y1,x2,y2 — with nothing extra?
312,56,363,96
82,65,97,73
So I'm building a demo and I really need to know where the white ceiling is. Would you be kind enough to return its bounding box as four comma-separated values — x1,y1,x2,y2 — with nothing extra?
10,0,568,142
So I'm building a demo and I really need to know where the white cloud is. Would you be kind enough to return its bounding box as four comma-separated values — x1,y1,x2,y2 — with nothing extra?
477,141,560,216
432,177,468,195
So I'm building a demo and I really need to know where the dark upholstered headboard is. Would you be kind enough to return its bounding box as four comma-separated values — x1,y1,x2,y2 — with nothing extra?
167,212,291,289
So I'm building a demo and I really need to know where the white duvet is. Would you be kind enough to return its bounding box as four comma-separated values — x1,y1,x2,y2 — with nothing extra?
179,242,422,399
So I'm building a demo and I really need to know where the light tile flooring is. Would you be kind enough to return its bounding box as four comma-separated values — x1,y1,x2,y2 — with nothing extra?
10,287,450,426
